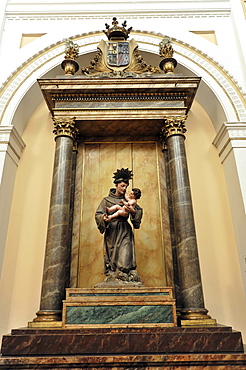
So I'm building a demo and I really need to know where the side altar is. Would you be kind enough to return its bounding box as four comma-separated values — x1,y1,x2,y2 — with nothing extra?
1,18,245,369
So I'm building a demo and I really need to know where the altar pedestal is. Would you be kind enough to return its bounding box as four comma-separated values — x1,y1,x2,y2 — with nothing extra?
63,287,177,327
1,288,245,369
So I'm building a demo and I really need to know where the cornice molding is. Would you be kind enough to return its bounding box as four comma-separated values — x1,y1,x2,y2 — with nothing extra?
0,126,26,165
213,122,246,163
5,13,230,21
5,1,231,19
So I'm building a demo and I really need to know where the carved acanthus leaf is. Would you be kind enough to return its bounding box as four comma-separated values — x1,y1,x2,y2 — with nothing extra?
124,47,162,75
159,37,174,59
81,48,113,75
64,39,79,60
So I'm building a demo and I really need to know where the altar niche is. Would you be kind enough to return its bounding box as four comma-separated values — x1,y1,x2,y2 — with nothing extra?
29,14,217,325
70,140,172,289
35,75,212,325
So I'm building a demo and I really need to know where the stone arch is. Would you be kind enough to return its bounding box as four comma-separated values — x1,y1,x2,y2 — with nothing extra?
0,29,245,135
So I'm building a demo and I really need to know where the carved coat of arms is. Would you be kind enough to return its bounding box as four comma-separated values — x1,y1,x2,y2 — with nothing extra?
107,41,130,67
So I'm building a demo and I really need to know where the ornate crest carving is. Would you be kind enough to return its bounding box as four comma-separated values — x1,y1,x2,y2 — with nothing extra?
81,17,162,77
81,40,162,77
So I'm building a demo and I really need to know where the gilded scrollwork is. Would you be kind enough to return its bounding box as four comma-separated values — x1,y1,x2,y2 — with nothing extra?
124,47,162,75
81,44,162,77
81,48,112,75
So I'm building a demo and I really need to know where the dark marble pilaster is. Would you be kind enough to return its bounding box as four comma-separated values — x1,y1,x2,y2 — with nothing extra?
161,143,182,309
162,116,212,322
34,117,78,323
65,138,79,289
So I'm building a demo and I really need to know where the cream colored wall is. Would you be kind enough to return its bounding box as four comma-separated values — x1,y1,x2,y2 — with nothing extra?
0,98,246,343
20,34,46,48
186,101,246,341
190,31,218,45
0,101,54,339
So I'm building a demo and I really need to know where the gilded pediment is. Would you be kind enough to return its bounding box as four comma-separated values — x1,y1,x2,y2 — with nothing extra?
81,39,162,77
61,17,177,77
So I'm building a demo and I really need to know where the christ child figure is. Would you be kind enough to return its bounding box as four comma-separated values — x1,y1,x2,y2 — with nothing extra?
105,188,141,221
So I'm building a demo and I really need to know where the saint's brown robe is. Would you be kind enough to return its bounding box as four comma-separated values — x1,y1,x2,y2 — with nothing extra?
95,188,143,275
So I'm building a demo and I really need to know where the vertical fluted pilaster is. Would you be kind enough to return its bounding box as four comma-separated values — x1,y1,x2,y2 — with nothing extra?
162,116,214,323
34,117,77,323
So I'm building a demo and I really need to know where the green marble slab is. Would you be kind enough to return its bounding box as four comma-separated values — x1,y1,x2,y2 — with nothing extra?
70,292,169,297
65,304,173,325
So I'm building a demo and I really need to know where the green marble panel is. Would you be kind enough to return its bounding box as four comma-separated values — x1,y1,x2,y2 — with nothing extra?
70,292,169,297
66,304,173,325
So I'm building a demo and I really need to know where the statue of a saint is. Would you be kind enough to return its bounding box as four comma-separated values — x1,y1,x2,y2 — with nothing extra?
95,168,143,285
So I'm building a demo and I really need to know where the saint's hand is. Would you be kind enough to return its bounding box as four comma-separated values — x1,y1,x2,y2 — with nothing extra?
103,213,110,222
124,204,136,213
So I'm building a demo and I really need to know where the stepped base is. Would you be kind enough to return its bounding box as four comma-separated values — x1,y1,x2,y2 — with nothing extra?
1,287,245,368
1,325,244,356
0,352,246,369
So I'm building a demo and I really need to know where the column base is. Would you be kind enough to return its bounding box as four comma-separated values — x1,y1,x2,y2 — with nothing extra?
178,308,217,326
30,310,62,327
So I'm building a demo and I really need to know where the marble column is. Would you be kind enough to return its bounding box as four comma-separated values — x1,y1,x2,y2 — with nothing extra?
161,143,182,310
34,117,78,323
162,116,214,323
66,139,79,289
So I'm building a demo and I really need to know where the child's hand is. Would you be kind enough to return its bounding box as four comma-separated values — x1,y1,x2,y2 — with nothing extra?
124,204,136,213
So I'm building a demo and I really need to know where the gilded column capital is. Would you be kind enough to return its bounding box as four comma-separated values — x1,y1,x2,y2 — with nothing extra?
161,116,187,139
53,117,78,141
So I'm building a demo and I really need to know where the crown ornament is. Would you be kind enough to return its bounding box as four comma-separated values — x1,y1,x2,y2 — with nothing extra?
104,17,132,40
